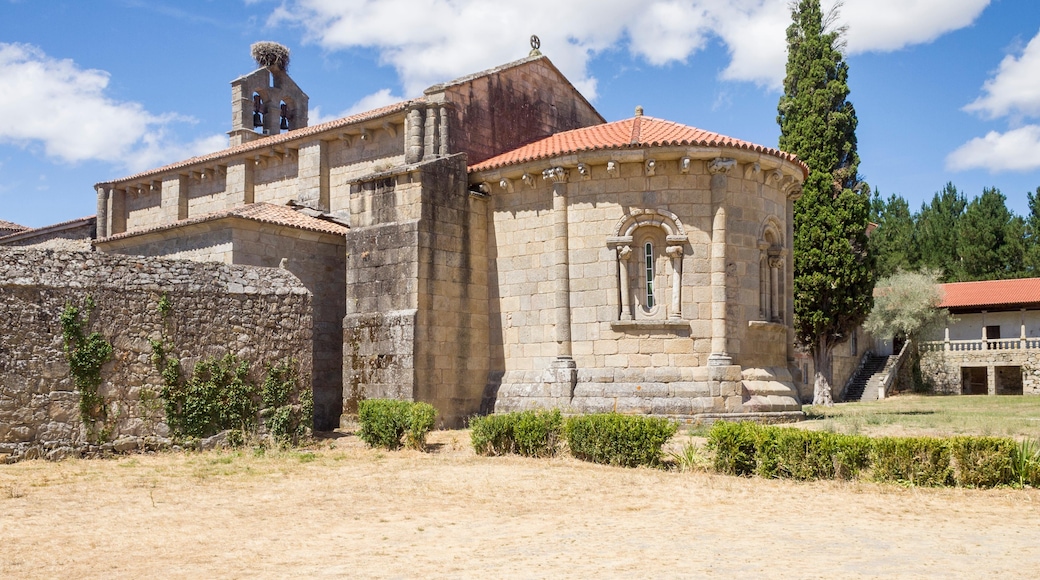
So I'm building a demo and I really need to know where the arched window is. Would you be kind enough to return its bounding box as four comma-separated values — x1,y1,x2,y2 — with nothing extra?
610,209,687,322
759,218,785,323
644,241,656,309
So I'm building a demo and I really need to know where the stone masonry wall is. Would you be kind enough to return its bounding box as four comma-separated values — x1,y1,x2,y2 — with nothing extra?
437,57,603,166
0,248,312,462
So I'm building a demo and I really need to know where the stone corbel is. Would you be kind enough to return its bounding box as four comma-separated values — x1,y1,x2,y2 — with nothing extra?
743,162,760,180
767,169,783,186
645,159,656,176
382,122,397,138
477,182,492,196
680,157,692,174
708,158,737,175
499,178,514,193
606,160,620,178
360,129,371,141
577,163,591,180
522,173,535,188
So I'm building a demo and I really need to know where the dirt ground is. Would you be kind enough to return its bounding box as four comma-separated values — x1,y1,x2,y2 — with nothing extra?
2,430,1039,579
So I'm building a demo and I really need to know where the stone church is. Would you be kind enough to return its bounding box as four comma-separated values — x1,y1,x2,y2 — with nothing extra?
84,45,807,428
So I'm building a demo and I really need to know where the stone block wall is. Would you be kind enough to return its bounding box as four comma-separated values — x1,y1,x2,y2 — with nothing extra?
342,155,489,427
433,57,603,166
921,349,1040,395
0,248,312,461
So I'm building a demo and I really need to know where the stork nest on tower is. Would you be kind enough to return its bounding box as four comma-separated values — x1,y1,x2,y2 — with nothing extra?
251,41,290,71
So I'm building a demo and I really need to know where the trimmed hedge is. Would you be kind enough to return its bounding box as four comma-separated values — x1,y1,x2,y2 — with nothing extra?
871,436,952,486
707,421,1031,488
470,410,562,457
707,422,869,480
565,413,677,467
357,399,437,450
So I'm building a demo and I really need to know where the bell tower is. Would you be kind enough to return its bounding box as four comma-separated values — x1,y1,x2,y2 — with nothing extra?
228,42,309,146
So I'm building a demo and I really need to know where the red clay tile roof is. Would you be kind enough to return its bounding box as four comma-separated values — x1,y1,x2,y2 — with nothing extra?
103,100,422,186
96,203,349,244
0,219,29,232
468,115,808,176
938,278,1040,310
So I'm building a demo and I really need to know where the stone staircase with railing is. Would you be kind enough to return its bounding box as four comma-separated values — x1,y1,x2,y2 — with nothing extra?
843,353,891,402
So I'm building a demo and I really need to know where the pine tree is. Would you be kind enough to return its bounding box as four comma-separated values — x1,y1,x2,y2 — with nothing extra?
778,0,874,405
1024,187,1040,275
916,183,966,281
957,187,1023,280
869,190,919,278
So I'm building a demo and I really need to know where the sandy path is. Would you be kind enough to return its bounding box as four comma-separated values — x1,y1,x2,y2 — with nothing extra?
2,431,1038,578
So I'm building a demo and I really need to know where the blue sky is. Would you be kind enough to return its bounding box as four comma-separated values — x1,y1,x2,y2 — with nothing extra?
1,0,1038,228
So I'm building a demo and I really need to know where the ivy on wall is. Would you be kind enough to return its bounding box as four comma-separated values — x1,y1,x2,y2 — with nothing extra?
149,293,312,445
59,296,114,442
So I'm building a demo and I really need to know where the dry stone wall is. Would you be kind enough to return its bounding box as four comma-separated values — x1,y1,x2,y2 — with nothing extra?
0,248,312,462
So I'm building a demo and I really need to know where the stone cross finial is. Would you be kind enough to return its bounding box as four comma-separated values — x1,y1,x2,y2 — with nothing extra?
635,105,644,116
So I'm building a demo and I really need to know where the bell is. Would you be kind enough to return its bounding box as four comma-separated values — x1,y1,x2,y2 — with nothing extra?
253,112,263,127
280,116,289,130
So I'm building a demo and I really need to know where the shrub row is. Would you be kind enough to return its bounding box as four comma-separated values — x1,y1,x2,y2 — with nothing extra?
357,399,437,450
470,409,563,457
471,412,677,468
707,421,1039,488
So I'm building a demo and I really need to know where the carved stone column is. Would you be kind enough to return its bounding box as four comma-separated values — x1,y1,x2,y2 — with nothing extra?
769,255,783,322
617,245,632,320
708,157,736,366
405,107,425,163
667,245,683,319
95,185,110,239
545,166,576,397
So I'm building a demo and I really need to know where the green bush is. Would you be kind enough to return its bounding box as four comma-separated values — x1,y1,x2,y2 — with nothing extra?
708,422,870,480
514,410,563,457
470,410,563,457
357,399,437,451
470,413,518,456
406,402,437,451
706,421,758,476
949,436,1017,487
871,437,952,486
565,413,677,467
754,427,871,481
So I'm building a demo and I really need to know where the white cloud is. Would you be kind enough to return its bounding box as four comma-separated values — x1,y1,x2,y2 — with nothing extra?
271,0,990,95
946,125,1040,172
309,89,408,125
964,28,1040,120
0,42,224,173
837,0,991,53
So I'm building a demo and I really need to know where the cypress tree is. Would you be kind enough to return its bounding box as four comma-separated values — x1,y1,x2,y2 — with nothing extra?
778,0,874,405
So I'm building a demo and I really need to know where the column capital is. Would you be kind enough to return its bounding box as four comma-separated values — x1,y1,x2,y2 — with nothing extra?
542,166,568,184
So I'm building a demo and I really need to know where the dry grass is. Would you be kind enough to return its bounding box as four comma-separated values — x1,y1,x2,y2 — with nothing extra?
3,428,1039,578
798,394,1040,438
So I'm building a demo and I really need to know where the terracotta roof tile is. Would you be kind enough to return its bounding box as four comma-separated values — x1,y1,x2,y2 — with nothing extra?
468,115,808,176
938,278,1040,310
0,219,29,232
96,203,349,244
103,100,422,186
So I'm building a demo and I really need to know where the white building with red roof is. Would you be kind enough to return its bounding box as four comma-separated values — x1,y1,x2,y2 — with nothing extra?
14,46,812,427
920,278,1040,395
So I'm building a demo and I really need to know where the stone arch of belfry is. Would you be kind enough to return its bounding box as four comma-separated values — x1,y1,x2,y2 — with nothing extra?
758,215,785,323
608,209,689,321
